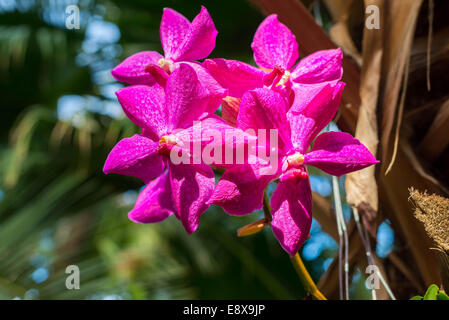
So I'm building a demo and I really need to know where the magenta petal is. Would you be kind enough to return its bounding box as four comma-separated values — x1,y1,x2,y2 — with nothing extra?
208,161,280,215
103,134,165,183
173,114,227,145
128,170,175,223
288,82,345,153
174,114,253,148
166,64,209,130
305,131,379,176
168,162,215,234
160,8,191,59
172,6,217,61
145,64,169,87
237,88,292,152
111,51,163,85
116,84,168,139
271,178,312,256
179,61,227,113
251,14,299,70
290,83,327,115
173,115,257,167
291,49,343,84
203,58,265,97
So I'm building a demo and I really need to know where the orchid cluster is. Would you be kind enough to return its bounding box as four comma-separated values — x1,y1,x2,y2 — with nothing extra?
104,6,378,256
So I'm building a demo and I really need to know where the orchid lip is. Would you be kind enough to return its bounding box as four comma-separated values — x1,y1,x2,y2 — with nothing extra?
279,152,307,182
279,168,308,182
264,65,291,88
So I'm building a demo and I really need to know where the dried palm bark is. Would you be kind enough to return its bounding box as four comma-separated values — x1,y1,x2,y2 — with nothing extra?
418,99,449,162
324,0,363,66
380,0,424,171
251,0,449,299
346,0,384,233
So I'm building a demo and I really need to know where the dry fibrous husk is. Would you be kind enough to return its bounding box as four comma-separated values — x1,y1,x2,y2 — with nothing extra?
409,188,449,252
410,188,449,291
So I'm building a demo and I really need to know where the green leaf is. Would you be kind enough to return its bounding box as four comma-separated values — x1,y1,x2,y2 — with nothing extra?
437,291,449,300
410,295,423,300
423,284,439,300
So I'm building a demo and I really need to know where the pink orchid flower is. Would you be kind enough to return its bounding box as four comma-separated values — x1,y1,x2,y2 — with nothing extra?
111,6,225,111
103,64,228,234
203,14,343,120
208,85,378,256
112,6,217,84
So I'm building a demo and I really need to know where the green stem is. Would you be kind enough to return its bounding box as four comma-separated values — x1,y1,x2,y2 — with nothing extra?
263,189,272,222
291,253,327,300
262,190,326,300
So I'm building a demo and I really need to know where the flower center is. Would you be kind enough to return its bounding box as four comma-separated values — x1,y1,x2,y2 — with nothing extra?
157,58,173,73
263,65,291,89
277,70,291,87
286,152,304,167
279,152,307,182
159,135,177,145
156,134,177,155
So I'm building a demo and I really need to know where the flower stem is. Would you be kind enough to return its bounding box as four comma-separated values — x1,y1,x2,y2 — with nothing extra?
291,253,327,300
263,189,272,222
262,190,326,300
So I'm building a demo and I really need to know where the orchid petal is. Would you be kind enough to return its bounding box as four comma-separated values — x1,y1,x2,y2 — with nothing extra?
147,60,226,113
203,58,265,97
103,134,165,183
271,177,312,256
168,162,215,234
111,51,163,85
128,170,175,223
160,8,191,59
172,6,217,61
179,61,227,114
291,49,343,84
221,96,241,127
116,84,168,140
173,115,256,167
305,131,379,176
237,88,292,153
165,64,210,131
174,115,253,148
208,160,280,216
290,83,327,115
288,82,345,153
251,14,299,70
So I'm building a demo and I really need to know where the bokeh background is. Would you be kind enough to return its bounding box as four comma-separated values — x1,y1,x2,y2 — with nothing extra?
0,0,397,300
